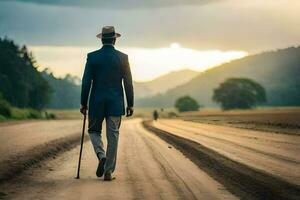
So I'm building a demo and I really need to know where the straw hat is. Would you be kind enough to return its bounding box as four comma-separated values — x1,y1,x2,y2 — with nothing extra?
96,26,121,39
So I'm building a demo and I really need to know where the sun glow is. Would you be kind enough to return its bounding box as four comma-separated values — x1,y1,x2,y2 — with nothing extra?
30,45,247,81
170,43,181,49
123,45,247,81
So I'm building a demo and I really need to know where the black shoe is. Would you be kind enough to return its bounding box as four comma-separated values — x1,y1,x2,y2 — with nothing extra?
104,172,115,181
96,157,106,177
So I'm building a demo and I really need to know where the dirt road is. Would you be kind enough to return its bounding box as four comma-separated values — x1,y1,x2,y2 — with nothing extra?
152,119,300,185
1,119,236,200
0,120,82,182
0,120,82,162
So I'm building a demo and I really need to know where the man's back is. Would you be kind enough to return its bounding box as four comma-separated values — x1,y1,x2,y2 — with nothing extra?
81,45,133,118
89,45,124,90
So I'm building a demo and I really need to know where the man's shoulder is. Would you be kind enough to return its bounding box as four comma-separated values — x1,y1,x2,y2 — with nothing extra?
87,47,128,60
87,49,101,58
114,49,128,59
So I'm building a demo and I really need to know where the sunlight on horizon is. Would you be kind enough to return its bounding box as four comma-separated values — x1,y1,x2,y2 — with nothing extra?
30,44,247,82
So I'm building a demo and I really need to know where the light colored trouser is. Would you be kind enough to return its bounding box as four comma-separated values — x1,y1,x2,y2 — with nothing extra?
88,116,121,174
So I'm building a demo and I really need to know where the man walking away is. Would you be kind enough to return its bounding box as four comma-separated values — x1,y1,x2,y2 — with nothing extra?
153,110,159,121
80,26,134,181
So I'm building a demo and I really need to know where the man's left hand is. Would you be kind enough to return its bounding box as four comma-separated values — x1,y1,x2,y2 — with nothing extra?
80,105,88,115
126,107,134,117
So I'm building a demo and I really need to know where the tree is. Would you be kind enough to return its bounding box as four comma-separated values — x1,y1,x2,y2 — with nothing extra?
213,78,266,110
175,96,199,112
0,38,51,109
0,93,11,117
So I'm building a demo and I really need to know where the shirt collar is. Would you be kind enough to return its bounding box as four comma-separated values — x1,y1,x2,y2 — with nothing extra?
101,44,115,49
102,44,114,46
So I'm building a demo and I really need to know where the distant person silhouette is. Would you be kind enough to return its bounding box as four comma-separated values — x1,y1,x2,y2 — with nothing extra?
80,26,134,181
153,110,159,121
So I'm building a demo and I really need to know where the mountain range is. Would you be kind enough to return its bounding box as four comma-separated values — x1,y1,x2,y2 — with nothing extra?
134,69,198,98
136,46,300,108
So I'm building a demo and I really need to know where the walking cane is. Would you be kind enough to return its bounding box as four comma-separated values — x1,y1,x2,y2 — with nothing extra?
76,113,87,179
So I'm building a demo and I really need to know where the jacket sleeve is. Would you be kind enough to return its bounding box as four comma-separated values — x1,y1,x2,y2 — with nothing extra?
81,54,93,107
122,55,134,107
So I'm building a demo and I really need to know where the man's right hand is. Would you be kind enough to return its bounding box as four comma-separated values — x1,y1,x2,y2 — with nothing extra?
126,107,134,117
80,105,87,115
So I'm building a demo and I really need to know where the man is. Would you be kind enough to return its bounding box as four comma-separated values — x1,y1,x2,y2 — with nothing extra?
80,26,134,181
153,110,159,121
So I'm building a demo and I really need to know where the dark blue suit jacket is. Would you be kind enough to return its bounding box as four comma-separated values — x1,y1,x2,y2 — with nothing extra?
81,45,134,118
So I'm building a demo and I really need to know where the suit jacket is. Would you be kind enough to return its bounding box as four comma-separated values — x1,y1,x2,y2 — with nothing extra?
81,45,134,118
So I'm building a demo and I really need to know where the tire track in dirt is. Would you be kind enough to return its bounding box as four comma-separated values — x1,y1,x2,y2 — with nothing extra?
0,133,87,184
124,123,183,199
135,124,197,199
161,122,299,164
134,125,197,199
121,127,147,200
143,120,300,200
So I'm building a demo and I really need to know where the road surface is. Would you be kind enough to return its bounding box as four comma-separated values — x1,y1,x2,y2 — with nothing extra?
0,120,82,182
152,119,300,185
0,120,82,163
0,119,237,200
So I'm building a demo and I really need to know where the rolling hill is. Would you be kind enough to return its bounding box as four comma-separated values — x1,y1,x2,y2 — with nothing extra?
134,69,198,98
136,46,300,108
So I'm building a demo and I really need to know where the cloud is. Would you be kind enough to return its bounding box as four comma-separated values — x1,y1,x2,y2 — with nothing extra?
2,0,221,9
1,0,300,52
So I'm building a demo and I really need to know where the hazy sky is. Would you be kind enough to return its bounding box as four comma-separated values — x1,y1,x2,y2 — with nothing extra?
1,0,300,81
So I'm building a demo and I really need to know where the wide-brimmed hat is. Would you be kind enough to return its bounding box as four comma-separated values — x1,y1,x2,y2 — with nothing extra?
96,26,121,39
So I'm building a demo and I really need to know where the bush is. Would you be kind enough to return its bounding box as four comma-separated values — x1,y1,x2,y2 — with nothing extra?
45,112,56,119
11,108,43,120
168,111,178,118
175,96,199,112
27,109,43,119
0,114,6,121
0,98,12,117
11,108,29,119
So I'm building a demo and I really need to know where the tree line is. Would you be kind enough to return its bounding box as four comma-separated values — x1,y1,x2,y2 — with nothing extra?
0,37,81,112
